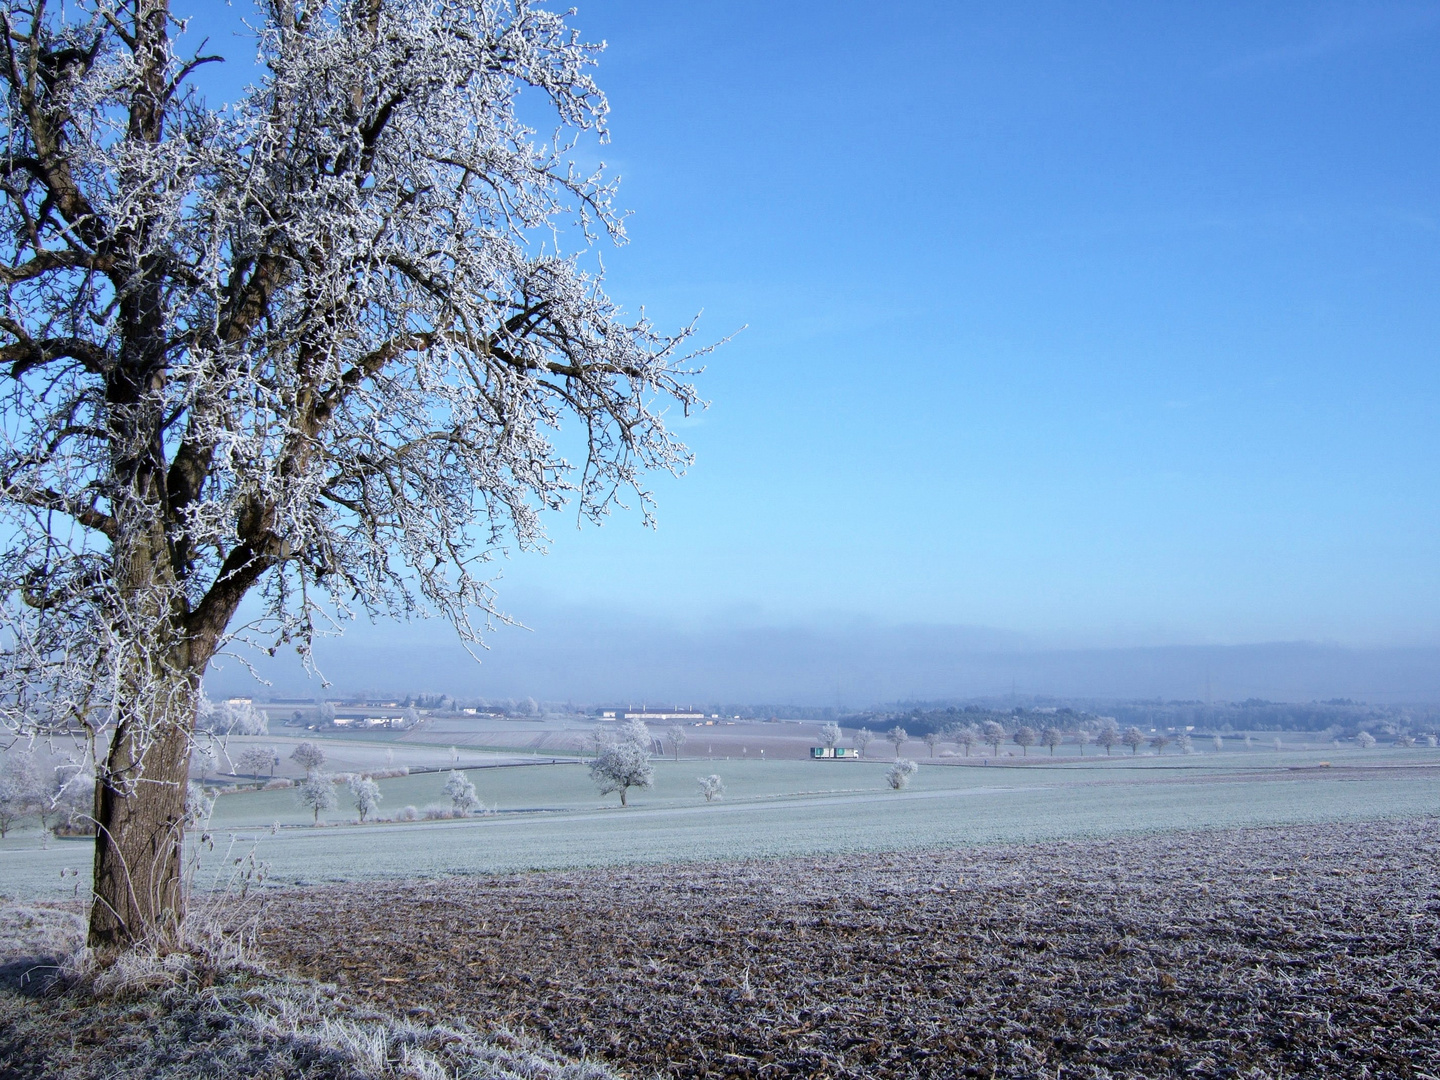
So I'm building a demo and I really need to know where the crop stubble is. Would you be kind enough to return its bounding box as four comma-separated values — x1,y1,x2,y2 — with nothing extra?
263,818,1440,1078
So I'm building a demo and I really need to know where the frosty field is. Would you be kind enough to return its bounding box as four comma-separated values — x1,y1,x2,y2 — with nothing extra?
2,750,1436,902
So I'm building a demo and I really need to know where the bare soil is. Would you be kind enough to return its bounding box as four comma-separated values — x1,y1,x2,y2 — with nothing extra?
261,817,1440,1079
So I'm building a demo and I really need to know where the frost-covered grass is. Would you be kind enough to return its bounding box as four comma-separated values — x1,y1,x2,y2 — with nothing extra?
3,750,1437,902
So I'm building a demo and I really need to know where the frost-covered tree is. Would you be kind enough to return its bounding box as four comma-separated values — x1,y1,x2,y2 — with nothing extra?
0,753,42,836
886,758,918,790
1356,731,1376,749
1073,728,1092,756
1150,734,1171,755
589,718,653,806
886,726,908,759
196,696,267,735
1122,727,1146,755
1212,734,1224,752
818,722,842,749
295,773,337,824
349,775,381,821
697,774,724,802
1097,721,1120,756
0,0,706,949
1041,726,1063,755
923,731,941,757
290,742,326,776
854,727,875,759
981,721,1006,756
443,769,480,814
237,745,278,778
665,724,688,761
1174,732,1192,754
1012,726,1036,756
951,724,978,757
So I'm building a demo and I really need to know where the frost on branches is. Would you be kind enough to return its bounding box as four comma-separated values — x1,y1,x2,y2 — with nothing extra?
589,718,653,806
0,0,708,948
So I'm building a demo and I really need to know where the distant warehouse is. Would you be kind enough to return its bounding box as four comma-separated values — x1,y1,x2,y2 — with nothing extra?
598,708,715,721
811,747,860,759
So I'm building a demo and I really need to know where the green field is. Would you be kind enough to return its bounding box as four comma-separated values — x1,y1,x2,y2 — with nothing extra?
2,749,1436,902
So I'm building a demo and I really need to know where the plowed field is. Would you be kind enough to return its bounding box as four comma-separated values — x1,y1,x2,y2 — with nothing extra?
263,818,1440,1079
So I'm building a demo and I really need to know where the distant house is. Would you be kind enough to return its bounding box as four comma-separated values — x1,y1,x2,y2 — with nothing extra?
810,747,859,759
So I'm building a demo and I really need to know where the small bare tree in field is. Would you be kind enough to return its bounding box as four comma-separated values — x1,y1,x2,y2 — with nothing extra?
698,774,724,802
237,746,278,779
1097,722,1121,756
0,753,42,837
589,718,654,806
854,728,875,758
886,726,909,759
0,0,709,950
923,731,942,757
1073,728,1092,756
1122,727,1146,755
818,722,842,750
886,759,918,790
1212,734,1224,752
982,721,1006,756
443,770,480,815
1150,734,1171,755
1356,731,1376,749
291,743,326,776
951,724,978,757
1041,727,1063,755
1174,733,1192,754
296,774,337,824
1013,726,1036,756
666,724,689,761
349,776,382,822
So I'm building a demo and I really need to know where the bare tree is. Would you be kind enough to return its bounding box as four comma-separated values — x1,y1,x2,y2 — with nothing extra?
1122,727,1146,755
349,775,382,822
854,727,875,759
1097,721,1121,756
443,770,480,815
666,724,688,761
951,724,978,757
1212,734,1224,752
981,721,1006,756
290,742,326,776
1041,726,1063,755
1356,731,1376,749
1013,726,1036,756
818,722,842,750
237,746,278,779
1174,732,1192,754
1073,728,1092,756
0,753,42,837
923,731,942,757
0,0,706,950
296,773,337,824
886,726,909,759
589,718,654,806
697,774,724,802
886,759,918,790
1150,734,1171,755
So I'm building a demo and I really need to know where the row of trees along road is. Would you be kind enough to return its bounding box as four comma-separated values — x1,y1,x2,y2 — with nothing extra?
0,0,708,951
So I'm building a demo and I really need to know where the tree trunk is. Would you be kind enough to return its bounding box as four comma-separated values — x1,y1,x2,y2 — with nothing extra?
89,686,196,949
620,786,627,807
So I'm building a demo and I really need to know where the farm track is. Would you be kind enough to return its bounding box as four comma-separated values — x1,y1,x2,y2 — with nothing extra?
263,818,1440,1079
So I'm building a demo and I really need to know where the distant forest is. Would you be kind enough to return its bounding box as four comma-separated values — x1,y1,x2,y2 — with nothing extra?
825,698,1440,738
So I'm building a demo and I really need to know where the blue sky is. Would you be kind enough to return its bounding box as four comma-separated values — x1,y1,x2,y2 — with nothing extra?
192,1,1440,682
